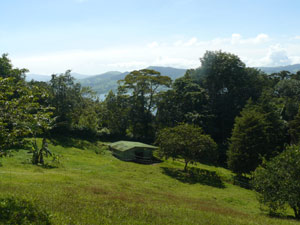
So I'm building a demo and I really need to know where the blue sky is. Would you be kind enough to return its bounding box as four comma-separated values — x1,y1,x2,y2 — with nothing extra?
1,0,300,74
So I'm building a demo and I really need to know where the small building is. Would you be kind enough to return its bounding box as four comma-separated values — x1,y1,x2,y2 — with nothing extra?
109,141,157,163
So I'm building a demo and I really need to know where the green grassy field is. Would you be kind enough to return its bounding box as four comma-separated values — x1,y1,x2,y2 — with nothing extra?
0,138,298,225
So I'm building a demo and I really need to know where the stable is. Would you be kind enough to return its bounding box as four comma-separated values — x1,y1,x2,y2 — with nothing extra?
109,141,157,162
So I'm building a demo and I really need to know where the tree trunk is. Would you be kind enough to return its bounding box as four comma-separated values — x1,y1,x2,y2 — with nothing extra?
184,160,189,172
292,206,300,219
39,152,44,165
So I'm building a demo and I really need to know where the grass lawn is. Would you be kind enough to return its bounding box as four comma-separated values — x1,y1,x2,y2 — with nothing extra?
0,138,298,225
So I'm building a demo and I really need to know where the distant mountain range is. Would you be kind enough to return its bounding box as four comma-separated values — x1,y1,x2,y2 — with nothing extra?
78,66,187,94
25,72,90,82
26,64,300,94
258,64,300,74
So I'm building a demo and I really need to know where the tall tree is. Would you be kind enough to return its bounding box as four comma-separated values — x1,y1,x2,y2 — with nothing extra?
156,72,209,129
227,100,286,174
49,70,100,135
100,90,130,137
118,69,172,141
0,77,53,155
191,51,269,163
0,54,47,154
289,106,300,144
274,78,300,121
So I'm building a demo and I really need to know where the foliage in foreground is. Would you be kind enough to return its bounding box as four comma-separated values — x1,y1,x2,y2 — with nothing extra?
253,145,300,219
0,196,52,225
156,123,217,171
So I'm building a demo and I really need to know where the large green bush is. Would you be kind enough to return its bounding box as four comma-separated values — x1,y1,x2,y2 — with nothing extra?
0,197,52,225
253,145,300,219
156,123,217,171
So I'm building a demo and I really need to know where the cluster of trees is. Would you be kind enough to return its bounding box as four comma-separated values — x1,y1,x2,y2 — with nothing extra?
2,51,300,218
0,54,102,163
1,51,299,167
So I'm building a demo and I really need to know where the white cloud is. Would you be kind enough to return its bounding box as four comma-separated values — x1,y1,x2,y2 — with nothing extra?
152,56,199,69
183,37,198,47
230,33,269,45
231,33,242,44
107,61,148,69
172,33,270,49
11,33,300,74
290,56,300,64
254,34,270,44
259,45,292,67
147,41,159,48
174,40,183,47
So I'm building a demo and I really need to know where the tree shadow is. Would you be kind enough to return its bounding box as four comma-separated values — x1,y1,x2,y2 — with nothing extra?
40,163,60,169
233,175,252,190
268,213,299,221
48,136,102,150
112,154,163,165
133,156,163,165
161,167,225,188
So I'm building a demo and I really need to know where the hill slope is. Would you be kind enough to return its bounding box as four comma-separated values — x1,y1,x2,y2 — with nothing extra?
78,66,187,94
78,71,130,95
25,72,91,82
0,138,297,224
258,64,300,74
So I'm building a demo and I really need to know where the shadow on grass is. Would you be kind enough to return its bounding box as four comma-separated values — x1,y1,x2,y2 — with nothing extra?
261,209,299,222
113,154,163,165
41,163,59,169
133,156,163,165
233,175,252,190
49,135,108,152
161,167,225,188
49,136,91,149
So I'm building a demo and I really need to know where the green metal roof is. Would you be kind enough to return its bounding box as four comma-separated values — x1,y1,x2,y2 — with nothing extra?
109,141,157,152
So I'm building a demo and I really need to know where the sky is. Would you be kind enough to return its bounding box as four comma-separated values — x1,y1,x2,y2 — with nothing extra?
1,0,300,75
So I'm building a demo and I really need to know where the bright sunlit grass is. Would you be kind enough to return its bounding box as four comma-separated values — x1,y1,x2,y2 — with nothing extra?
0,138,298,225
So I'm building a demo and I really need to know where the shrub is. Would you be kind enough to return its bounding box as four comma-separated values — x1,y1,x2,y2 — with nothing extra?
0,196,52,224
156,124,217,171
253,145,300,219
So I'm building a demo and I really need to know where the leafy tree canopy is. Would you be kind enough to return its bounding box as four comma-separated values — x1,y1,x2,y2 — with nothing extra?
117,69,172,141
0,53,27,81
227,99,286,174
189,51,268,165
156,124,217,171
156,73,209,129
